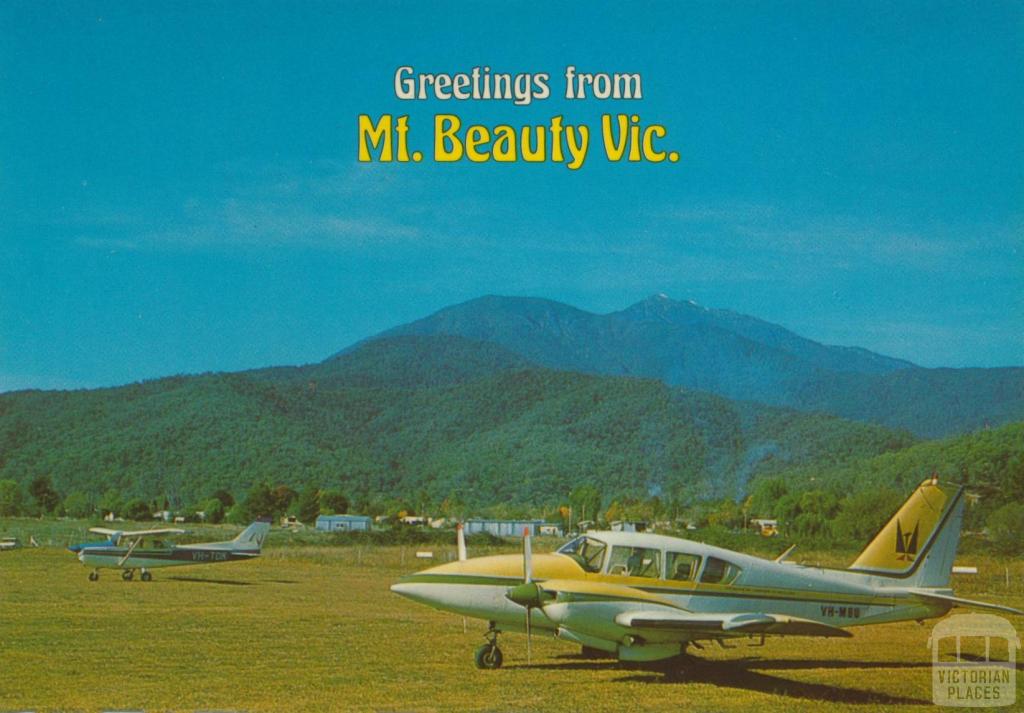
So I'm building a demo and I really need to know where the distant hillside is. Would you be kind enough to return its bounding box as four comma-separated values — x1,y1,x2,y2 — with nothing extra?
746,421,1024,534
0,335,913,509
366,294,1024,437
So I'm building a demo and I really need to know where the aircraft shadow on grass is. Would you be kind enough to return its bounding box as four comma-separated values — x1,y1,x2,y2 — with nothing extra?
166,575,255,586
955,652,1024,671
518,655,932,705
165,575,301,586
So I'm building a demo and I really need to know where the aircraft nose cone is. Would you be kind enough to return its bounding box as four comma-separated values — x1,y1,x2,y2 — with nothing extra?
390,581,437,607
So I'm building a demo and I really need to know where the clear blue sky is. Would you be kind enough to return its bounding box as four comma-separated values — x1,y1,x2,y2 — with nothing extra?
2,1,1021,391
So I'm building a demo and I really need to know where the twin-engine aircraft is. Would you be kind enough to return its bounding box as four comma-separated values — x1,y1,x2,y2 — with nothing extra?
68,520,270,581
392,478,1022,669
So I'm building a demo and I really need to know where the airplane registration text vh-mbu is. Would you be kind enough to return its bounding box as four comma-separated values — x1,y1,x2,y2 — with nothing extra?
391,478,1023,669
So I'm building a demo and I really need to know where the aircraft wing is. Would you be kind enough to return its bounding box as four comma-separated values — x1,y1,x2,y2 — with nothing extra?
88,527,122,536
88,527,186,539
614,610,853,638
534,579,852,638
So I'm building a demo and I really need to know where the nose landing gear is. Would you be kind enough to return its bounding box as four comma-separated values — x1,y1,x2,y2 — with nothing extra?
88,570,99,582
474,622,504,669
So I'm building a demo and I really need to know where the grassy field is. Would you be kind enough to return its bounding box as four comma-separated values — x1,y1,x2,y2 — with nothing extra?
1,526,1022,712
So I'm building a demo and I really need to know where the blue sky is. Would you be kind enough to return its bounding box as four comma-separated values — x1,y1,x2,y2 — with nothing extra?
1,1,1021,391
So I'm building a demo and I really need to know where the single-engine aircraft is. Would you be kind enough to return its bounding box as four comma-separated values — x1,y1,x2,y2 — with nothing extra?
392,478,1023,669
68,520,270,582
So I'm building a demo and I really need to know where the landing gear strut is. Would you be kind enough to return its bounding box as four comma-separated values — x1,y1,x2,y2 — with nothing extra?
474,622,504,669
88,570,99,582
122,569,134,581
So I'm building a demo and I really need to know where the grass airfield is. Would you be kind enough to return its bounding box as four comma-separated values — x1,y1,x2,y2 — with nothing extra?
1,536,1022,712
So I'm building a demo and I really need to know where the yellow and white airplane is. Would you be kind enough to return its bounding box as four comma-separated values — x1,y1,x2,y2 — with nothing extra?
392,478,1022,669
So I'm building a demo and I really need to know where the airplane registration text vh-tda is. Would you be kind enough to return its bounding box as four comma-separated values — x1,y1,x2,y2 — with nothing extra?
392,478,1022,669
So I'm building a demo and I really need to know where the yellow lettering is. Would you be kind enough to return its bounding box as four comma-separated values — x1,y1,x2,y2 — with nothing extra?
601,114,628,161
465,125,490,162
643,125,667,162
492,126,516,162
434,114,463,162
358,114,393,162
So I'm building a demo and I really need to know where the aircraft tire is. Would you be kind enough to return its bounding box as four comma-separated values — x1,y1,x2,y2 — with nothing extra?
141,571,152,582
474,643,503,670
122,570,134,581
88,571,99,582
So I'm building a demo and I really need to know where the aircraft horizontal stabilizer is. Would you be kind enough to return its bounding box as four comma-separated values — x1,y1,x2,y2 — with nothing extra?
909,589,1024,616
615,610,853,638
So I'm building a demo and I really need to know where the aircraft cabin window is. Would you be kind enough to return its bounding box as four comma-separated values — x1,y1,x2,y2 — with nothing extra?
556,536,607,573
665,552,702,581
700,556,743,585
606,546,661,578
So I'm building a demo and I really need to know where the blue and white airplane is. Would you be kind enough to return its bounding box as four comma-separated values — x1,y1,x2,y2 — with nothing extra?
68,520,270,582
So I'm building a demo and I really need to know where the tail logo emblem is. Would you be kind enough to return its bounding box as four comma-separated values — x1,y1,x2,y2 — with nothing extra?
895,519,919,561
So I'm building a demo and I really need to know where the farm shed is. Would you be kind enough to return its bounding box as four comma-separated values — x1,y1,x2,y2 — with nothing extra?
465,519,545,538
316,514,372,532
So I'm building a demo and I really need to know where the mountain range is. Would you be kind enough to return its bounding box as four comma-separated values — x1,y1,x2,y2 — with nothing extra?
366,294,1024,438
0,294,1020,509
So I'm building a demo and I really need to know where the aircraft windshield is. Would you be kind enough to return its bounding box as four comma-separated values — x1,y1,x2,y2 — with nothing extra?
607,546,661,578
556,536,607,573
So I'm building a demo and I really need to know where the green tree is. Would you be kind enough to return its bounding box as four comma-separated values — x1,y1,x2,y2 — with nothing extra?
831,488,903,543
211,489,235,508
98,489,123,518
123,498,152,521
295,486,321,524
201,497,226,524
569,485,602,527
29,475,61,514
240,482,276,519
63,491,93,518
987,503,1024,554
320,489,349,515
748,477,788,518
0,479,25,516
225,502,249,525
271,485,298,515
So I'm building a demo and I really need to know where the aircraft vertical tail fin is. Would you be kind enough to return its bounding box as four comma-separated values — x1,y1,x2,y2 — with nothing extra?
848,477,965,588
232,520,271,552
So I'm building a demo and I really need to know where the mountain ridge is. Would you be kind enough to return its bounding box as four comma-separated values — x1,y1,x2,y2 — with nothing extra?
360,294,1021,437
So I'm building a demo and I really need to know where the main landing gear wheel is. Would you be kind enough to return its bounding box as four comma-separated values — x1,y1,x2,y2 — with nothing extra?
475,623,504,670
474,643,503,670
140,570,152,582
122,569,134,581
88,571,99,582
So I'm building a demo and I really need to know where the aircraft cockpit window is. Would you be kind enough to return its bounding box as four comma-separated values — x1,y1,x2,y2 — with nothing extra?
556,536,607,573
606,546,661,578
700,556,743,585
666,552,701,581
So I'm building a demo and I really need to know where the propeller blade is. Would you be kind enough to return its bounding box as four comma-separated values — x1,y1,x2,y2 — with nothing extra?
523,527,532,583
525,604,532,664
456,523,467,562
523,527,533,664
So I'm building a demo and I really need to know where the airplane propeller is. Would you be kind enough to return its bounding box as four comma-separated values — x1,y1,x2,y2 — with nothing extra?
505,527,545,663
456,522,467,562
